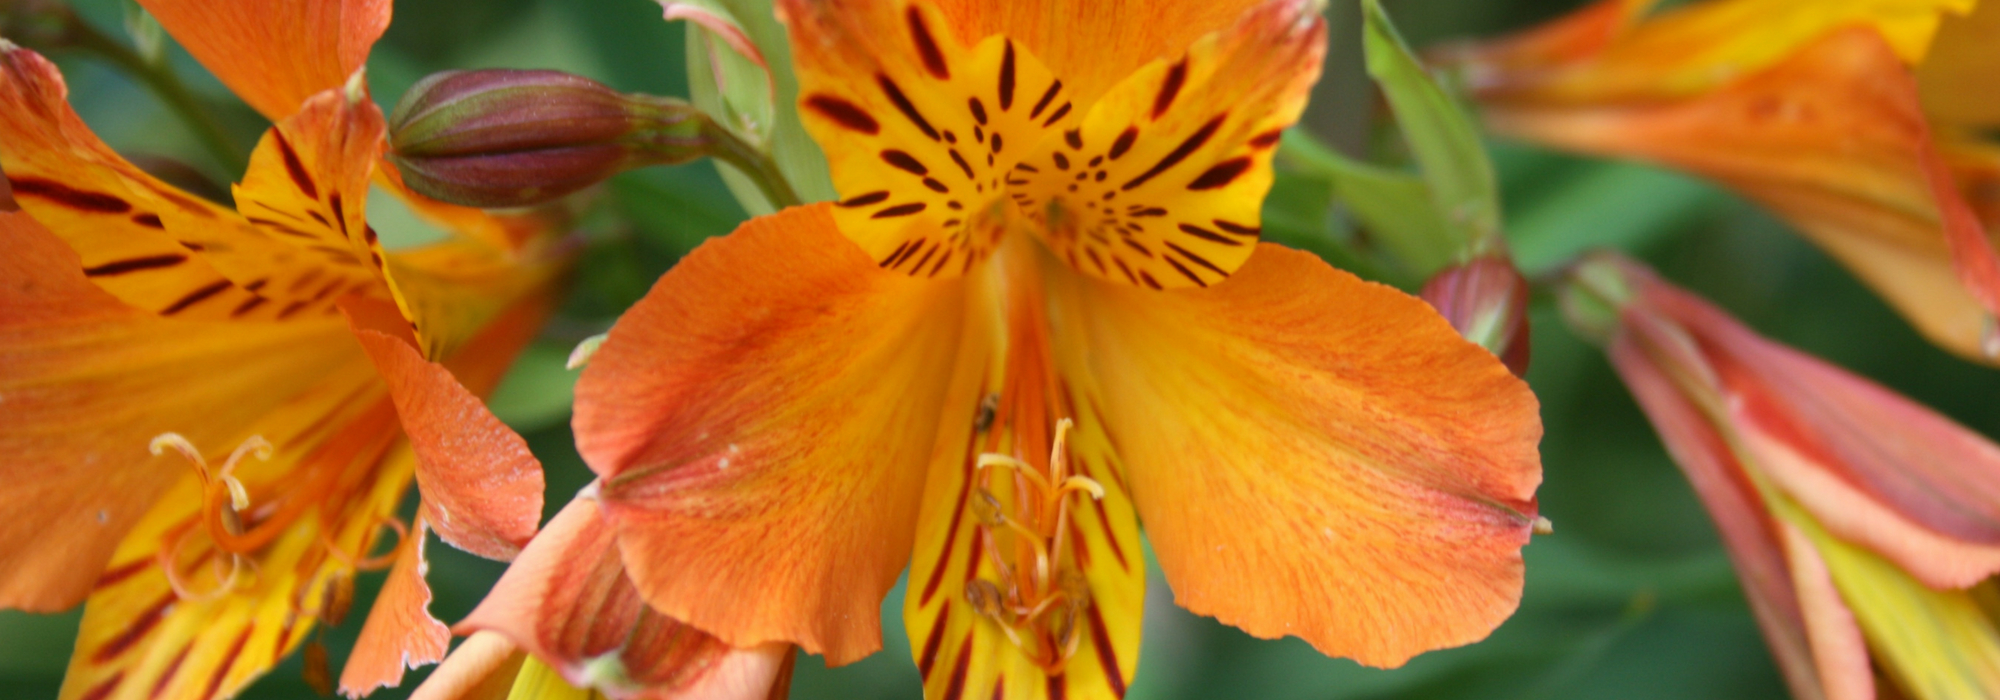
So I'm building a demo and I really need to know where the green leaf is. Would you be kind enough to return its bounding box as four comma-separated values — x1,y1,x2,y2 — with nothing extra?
1361,0,1502,252
487,341,579,433
1279,130,1457,277
679,0,837,215
1507,161,1728,273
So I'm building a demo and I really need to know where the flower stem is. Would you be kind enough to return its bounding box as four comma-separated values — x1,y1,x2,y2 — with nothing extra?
67,18,245,173
701,118,801,210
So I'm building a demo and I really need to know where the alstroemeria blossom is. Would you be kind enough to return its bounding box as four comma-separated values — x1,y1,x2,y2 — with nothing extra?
0,2,566,698
567,1,1545,698
1437,0,2000,364
1562,252,2000,700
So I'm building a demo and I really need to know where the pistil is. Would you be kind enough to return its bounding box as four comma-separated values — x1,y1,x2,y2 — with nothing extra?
965,418,1105,673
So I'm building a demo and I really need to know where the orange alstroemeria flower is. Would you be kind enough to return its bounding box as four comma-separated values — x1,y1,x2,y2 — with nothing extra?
1561,252,2000,700
0,2,567,699
547,1,1545,698
1436,0,2000,364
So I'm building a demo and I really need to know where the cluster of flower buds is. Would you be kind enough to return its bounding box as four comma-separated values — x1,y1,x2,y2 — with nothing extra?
387,69,726,208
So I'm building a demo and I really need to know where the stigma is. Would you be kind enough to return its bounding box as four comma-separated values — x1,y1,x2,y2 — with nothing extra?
964,418,1105,673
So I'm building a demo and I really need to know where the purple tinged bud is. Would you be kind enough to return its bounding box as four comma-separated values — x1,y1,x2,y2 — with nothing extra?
387,69,713,208
1421,254,1532,376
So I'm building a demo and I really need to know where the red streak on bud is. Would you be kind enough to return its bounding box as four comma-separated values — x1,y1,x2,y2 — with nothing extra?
1421,255,1532,376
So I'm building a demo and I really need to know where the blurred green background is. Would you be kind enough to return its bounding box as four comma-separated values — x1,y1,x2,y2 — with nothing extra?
4,1,1996,698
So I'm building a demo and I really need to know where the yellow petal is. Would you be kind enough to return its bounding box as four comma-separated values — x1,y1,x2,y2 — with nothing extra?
904,236,1142,700
1010,0,1323,288
1045,243,1543,667
1918,0,2000,128
338,518,451,696
782,0,1076,278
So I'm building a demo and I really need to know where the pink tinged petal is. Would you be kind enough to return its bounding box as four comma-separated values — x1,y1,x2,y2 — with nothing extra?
349,312,543,561
658,2,772,73
1639,281,2000,589
340,518,453,697
1776,520,1878,700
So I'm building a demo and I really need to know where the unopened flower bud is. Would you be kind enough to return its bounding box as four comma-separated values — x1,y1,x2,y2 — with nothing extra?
1421,255,1531,376
387,69,715,208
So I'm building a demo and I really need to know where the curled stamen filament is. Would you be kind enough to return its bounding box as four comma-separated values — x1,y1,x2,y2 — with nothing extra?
320,514,410,572
965,418,1107,671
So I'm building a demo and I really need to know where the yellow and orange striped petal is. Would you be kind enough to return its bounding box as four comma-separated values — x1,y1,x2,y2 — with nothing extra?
340,517,451,697
573,204,970,663
133,0,390,121
1485,27,2000,362
1918,0,2000,129
0,212,367,612
61,406,415,700
783,0,1077,278
1456,0,1972,104
458,496,794,700
0,46,295,321
1046,243,1543,668
1011,0,1323,288
903,236,1143,700
925,0,1266,111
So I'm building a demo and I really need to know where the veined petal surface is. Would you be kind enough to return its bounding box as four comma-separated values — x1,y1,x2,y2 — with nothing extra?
133,0,391,120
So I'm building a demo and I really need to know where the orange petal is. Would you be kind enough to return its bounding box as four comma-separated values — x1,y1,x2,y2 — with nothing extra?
1917,0,2000,129
350,315,542,561
1484,27,2000,362
573,204,969,663
1634,279,2000,589
409,632,526,700
1608,330,1834,700
459,496,793,699
1453,0,1970,104
902,235,1142,699
132,0,390,120
0,45,288,321
925,0,1266,109
0,211,373,612
780,0,1075,278
1043,242,1543,668
1775,521,1876,700
340,518,451,697
1011,0,1323,288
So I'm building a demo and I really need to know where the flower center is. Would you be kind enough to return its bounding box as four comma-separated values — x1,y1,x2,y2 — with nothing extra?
963,418,1105,673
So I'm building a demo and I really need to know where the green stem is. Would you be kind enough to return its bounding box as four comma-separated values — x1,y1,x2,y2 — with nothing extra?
68,19,244,173
702,118,801,210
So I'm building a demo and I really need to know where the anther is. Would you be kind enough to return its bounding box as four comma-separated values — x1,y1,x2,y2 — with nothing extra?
1059,475,1104,500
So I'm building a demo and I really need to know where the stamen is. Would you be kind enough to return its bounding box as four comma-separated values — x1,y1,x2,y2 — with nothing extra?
962,417,1100,672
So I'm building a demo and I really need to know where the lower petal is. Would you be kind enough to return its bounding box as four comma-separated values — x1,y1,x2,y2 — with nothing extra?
1046,243,1543,667
339,516,451,697
573,204,971,662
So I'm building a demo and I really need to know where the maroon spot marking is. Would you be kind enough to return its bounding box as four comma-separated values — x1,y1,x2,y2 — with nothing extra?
1033,80,1065,120
272,131,319,199
942,633,973,700
78,672,123,700
1178,222,1243,246
974,125,985,144
917,604,950,676
998,40,1018,109
9,176,132,213
1085,247,1108,275
1249,128,1285,149
203,623,256,699
1090,497,1130,570
1053,152,1071,170
243,278,269,292
1163,252,1206,286
929,248,953,276
1112,256,1137,284
1094,171,1107,182
944,130,958,143
910,241,939,270
891,238,928,268
880,241,912,268
132,213,165,228
1213,219,1261,236
874,202,928,219
277,300,312,319
1108,128,1138,160
947,200,964,211
329,193,348,234
246,217,320,239
948,149,975,179
922,177,950,193
1088,605,1128,697
1153,57,1188,119
1188,157,1252,190
990,133,1003,155
288,268,325,292
309,277,345,303
231,295,269,317
364,225,379,244
161,279,232,315
1064,129,1083,150
907,6,950,79
84,253,186,277
1138,269,1163,289
94,591,176,661
151,645,193,699
968,97,988,126
1130,207,1167,217
1014,163,1039,173
1089,155,1104,168
178,241,206,251
839,191,892,207
1120,238,1153,258
881,150,929,176
942,218,961,227
877,74,941,141
94,558,150,590
1048,674,1068,700
1122,114,1224,191
806,95,880,134
308,209,330,227
1043,101,1072,126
